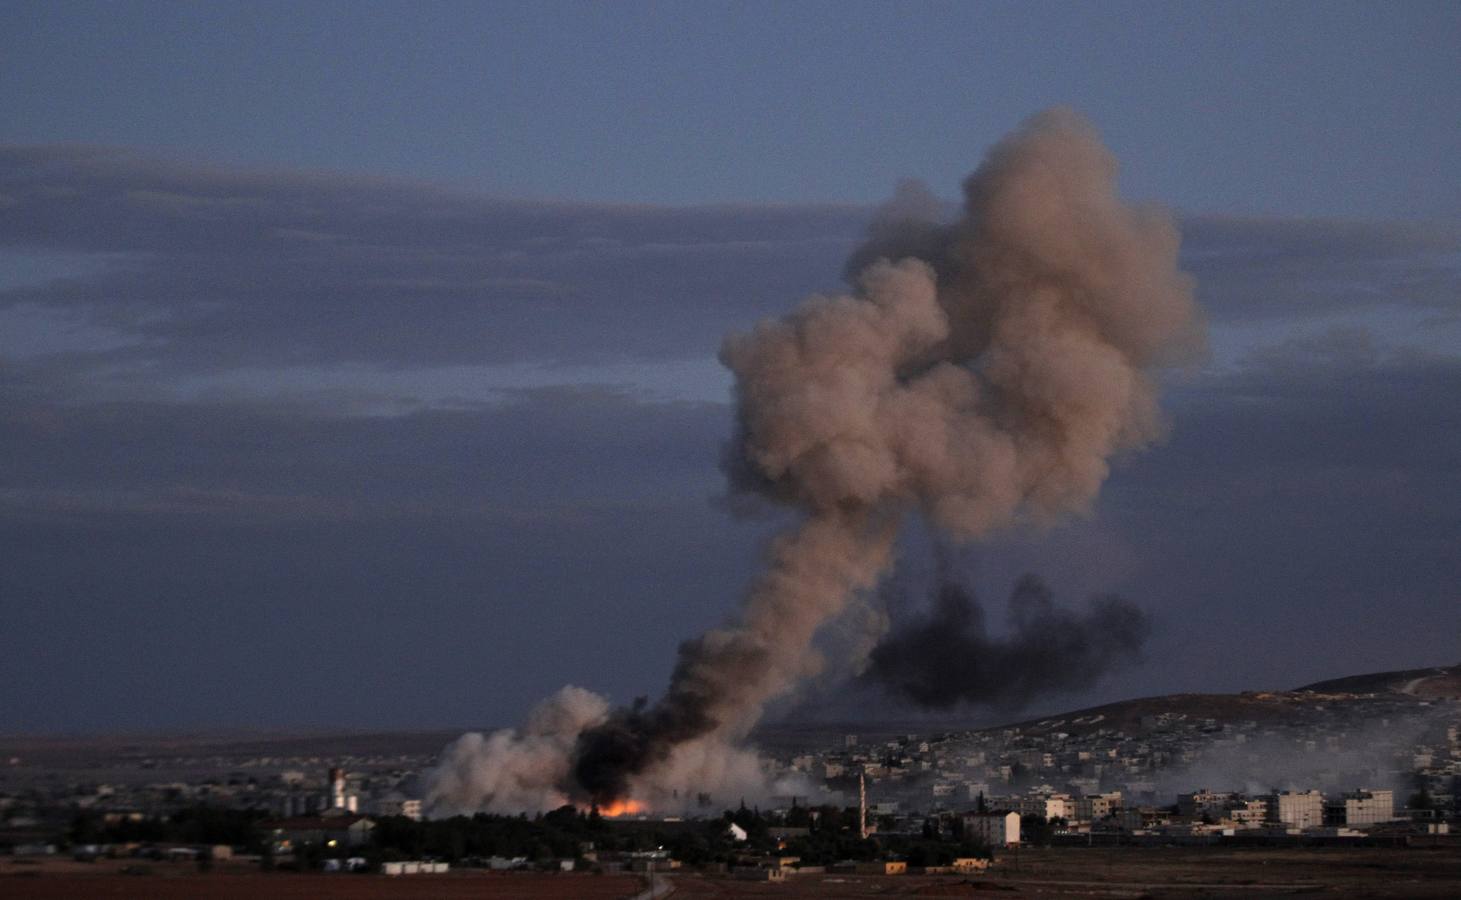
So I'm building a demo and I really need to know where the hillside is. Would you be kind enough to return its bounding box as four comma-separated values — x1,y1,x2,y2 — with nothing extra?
1296,662,1461,698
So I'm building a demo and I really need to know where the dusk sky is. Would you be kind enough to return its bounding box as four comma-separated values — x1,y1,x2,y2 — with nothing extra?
2,1,1458,734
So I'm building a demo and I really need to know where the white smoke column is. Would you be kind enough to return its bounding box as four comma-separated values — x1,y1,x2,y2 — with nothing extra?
429,108,1205,813
424,686,608,816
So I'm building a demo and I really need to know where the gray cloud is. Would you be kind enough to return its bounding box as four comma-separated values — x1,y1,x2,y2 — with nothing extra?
1035,342,1461,699
0,385,771,733
1183,216,1461,321
2,146,1457,738
0,146,864,374
2,324,1456,734
0,384,729,521
3,147,1457,394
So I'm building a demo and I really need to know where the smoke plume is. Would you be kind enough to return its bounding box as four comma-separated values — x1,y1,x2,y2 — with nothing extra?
427,686,609,816
867,573,1151,710
425,108,1204,815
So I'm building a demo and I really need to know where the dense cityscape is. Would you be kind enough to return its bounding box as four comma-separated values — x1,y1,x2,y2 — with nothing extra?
5,678,1457,882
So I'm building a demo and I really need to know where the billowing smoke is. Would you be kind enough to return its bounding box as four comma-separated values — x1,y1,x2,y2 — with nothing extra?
425,108,1204,815
866,573,1151,710
572,512,896,803
428,686,609,817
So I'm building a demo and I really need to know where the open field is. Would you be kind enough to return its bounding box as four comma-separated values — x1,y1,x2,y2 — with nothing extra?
6,847,1461,898
0,858,643,899
665,847,1461,897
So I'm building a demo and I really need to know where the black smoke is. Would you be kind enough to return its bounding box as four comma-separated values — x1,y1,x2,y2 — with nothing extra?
866,574,1151,710
571,628,762,802
571,698,700,804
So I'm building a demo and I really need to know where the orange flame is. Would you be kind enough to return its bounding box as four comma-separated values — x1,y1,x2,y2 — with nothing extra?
597,798,646,818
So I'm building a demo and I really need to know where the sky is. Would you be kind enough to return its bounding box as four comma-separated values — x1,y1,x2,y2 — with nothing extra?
1,1,1458,733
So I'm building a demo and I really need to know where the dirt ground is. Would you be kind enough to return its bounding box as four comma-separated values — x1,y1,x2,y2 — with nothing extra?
667,847,1461,897
4,846,1461,898
0,858,644,899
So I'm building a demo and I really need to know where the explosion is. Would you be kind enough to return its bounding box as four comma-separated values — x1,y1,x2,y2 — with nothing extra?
425,108,1205,817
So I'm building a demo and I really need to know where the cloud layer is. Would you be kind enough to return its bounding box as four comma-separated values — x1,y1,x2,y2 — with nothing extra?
1,146,1457,733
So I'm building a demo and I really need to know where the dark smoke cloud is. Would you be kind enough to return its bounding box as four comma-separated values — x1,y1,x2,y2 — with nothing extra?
866,573,1151,710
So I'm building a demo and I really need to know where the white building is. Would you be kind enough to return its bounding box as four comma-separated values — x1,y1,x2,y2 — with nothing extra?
1017,793,1073,821
964,811,1020,847
1271,791,1324,829
1331,790,1395,827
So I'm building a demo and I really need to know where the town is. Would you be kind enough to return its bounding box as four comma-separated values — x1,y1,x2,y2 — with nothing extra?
4,684,1457,884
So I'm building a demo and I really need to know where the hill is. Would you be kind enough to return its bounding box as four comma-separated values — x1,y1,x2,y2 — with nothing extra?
967,662,1460,742
1296,662,1461,698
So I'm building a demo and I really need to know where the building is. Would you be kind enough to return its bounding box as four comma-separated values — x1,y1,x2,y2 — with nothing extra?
1178,789,1235,819
1224,798,1269,827
963,811,1021,847
261,815,375,854
1016,793,1073,820
854,860,907,875
1075,792,1122,822
1328,790,1395,827
326,767,359,813
1270,791,1324,830
382,861,449,875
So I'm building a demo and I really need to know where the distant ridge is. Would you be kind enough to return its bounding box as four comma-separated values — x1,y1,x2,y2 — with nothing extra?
973,662,1461,739
1296,662,1461,698
757,663,1461,752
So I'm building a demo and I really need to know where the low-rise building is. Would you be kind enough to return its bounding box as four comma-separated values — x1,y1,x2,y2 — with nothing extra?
1270,791,1324,830
1328,789,1395,827
260,815,375,854
1223,798,1269,828
963,811,1021,847
1178,789,1235,819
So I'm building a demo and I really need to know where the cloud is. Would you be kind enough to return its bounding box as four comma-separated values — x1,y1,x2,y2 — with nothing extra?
1183,216,1461,322
0,146,865,376
1,146,1457,734
0,383,733,525
0,384,766,732
3,147,1456,402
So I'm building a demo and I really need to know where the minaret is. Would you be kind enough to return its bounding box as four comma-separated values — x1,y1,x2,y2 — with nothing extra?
858,769,868,840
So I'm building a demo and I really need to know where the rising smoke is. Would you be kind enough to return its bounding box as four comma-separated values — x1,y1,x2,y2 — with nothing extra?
425,108,1205,815
866,572,1151,710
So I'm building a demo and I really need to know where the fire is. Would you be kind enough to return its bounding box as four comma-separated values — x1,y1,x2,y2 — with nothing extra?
597,798,646,818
